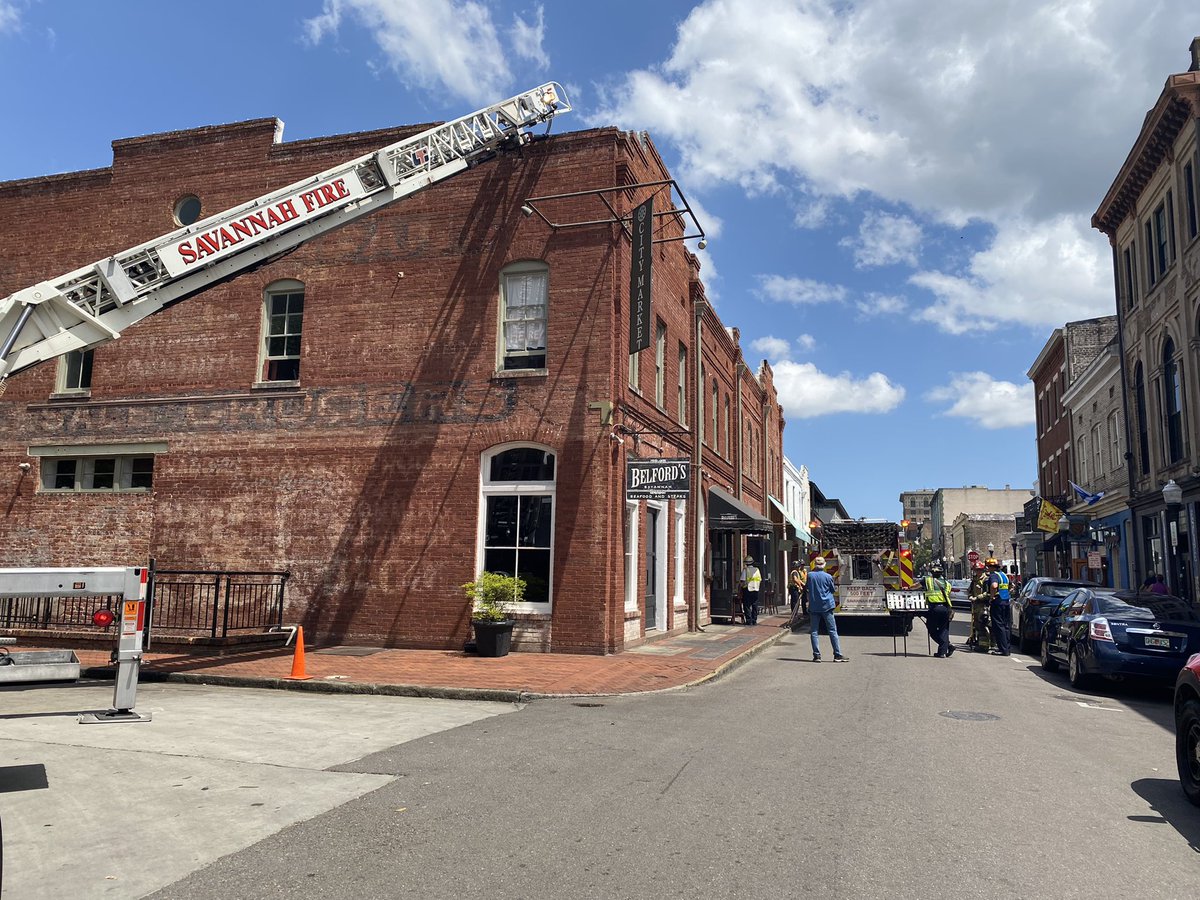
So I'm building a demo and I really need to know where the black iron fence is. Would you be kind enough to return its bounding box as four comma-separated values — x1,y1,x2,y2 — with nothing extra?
0,569,289,639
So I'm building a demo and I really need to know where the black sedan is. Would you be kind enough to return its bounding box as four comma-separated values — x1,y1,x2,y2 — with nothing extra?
1040,588,1200,689
1012,577,1091,653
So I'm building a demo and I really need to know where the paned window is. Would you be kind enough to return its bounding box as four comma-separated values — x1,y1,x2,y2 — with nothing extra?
1164,338,1184,463
654,320,666,407
500,263,548,371
1108,411,1121,471
1092,424,1103,478
677,343,687,426
57,348,94,393
262,282,304,382
1135,363,1150,475
1122,242,1137,309
480,446,555,607
40,454,154,492
1185,160,1199,241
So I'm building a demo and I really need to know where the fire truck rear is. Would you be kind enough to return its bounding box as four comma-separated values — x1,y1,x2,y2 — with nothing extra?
811,520,914,616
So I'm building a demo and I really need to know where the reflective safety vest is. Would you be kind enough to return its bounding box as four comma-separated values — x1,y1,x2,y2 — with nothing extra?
991,571,1010,601
741,566,762,592
923,575,951,605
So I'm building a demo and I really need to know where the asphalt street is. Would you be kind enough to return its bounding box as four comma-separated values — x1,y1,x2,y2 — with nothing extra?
4,618,1199,899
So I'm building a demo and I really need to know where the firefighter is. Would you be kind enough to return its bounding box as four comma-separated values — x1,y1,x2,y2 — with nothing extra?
922,563,955,658
966,559,991,652
986,557,1013,655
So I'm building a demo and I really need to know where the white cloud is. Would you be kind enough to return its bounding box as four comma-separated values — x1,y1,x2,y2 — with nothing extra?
0,2,20,33
756,274,846,306
856,293,908,317
925,372,1035,428
751,336,792,360
773,361,905,419
510,5,549,70
796,334,816,352
841,211,923,268
302,0,512,106
910,215,1111,334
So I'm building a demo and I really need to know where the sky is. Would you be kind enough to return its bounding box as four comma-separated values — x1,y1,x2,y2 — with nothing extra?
2,0,1199,519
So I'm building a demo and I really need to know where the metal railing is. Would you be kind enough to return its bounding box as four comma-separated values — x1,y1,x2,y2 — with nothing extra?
0,569,289,639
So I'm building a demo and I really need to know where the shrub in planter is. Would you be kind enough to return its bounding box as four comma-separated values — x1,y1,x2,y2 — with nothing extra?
462,572,525,657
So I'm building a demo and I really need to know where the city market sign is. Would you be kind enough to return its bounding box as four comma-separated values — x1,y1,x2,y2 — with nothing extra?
626,458,690,500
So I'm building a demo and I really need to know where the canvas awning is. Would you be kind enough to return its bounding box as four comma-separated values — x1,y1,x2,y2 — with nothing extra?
708,486,773,534
768,496,812,543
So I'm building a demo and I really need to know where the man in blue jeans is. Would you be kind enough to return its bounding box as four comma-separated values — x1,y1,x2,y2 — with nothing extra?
806,556,848,662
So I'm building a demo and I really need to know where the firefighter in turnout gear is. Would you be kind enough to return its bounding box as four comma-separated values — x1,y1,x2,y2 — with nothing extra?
966,559,992,652
922,563,955,658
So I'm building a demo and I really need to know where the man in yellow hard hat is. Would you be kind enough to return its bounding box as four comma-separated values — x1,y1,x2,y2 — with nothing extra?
986,558,1013,656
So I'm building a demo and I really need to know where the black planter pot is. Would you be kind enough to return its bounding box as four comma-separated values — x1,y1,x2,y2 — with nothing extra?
472,619,514,658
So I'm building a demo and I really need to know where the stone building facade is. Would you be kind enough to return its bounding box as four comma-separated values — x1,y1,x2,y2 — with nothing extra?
0,117,782,653
1092,37,1200,599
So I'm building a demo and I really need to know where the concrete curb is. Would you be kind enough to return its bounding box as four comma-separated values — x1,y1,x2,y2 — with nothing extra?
78,628,793,703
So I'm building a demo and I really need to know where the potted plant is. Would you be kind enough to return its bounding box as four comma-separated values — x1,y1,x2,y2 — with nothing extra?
462,572,524,657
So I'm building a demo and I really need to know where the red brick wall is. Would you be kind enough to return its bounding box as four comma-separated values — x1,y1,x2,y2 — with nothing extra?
0,120,781,653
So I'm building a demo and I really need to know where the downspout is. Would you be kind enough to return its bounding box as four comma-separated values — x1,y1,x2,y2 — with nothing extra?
690,296,705,633
1109,237,1141,589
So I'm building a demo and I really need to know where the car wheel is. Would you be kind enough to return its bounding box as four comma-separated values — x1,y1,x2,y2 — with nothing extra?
1040,636,1059,672
1177,698,1200,807
1068,646,1091,689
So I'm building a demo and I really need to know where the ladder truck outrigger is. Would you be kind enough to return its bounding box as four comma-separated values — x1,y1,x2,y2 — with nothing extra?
0,83,571,719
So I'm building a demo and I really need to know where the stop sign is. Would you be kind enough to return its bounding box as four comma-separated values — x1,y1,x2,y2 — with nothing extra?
967,550,980,564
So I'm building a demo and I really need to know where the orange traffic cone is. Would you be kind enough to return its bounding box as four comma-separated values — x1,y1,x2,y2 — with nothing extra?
285,626,313,680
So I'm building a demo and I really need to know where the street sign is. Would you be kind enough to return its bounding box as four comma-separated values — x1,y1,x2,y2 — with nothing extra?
1087,551,1102,569
967,550,980,564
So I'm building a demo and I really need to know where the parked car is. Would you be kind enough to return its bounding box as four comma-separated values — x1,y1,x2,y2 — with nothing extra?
1040,588,1200,690
948,579,970,609
1176,652,1200,806
1012,577,1092,653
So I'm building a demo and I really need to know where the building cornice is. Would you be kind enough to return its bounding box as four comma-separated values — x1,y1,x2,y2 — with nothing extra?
1093,72,1200,237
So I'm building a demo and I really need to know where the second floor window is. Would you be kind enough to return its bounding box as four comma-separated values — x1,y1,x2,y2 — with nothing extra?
500,263,548,371
1108,411,1122,471
1185,160,1199,241
58,348,94,393
1164,338,1184,463
1135,363,1150,475
677,343,687,426
1122,242,1137,309
262,283,304,382
654,320,666,407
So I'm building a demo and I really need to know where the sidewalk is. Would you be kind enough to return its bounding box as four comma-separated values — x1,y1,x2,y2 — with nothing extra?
70,614,795,702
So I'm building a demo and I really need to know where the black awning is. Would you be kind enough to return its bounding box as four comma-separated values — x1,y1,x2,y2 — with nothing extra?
708,486,774,534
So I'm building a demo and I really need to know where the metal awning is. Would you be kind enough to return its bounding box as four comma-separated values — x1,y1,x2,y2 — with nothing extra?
768,495,811,543
708,486,773,534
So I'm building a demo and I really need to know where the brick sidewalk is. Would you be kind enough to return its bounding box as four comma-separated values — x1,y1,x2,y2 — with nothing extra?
70,615,793,701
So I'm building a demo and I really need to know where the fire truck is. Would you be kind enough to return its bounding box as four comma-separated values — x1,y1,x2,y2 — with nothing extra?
0,83,570,387
811,520,914,617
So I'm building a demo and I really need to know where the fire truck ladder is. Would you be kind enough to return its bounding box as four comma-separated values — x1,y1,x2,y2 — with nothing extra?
0,83,571,390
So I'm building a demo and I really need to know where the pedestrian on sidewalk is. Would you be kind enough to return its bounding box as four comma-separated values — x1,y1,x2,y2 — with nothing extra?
807,556,847,662
789,562,807,616
922,563,955,658
738,555,762,625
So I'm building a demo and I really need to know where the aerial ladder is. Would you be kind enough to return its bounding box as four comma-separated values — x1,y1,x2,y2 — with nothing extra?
0,82,570,392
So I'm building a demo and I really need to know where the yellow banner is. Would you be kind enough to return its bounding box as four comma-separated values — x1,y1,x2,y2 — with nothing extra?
1036,499,1064,533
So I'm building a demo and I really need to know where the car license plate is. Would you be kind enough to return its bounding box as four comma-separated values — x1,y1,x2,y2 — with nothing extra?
1145,636,1170,648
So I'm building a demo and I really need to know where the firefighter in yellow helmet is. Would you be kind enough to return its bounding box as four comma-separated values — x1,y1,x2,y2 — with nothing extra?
966,559,991,652
986,557,1013,655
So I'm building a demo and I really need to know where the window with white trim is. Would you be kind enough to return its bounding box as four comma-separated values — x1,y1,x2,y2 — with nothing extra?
260,280,304,382
40,453,154,492
479,445,555,607
654,319,666,407
625,499,639,610
499,262,548,371
1108,410,1121,471
57,348,94,394
1091,424,1103,478
673,501,686,608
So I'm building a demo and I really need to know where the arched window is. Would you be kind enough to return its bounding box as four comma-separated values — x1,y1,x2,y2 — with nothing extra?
1163,338,1184,462
1134,362,1150,475
479,445,556,607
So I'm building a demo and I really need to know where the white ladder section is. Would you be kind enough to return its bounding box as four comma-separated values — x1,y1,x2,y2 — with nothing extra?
0,83,570,386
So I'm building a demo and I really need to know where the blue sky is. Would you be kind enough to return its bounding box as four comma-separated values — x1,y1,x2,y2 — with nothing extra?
3,0,1199,518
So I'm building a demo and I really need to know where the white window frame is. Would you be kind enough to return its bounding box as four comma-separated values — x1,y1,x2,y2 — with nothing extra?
624,499,640,611
55,348,94,395
1092,424,1103,478
477,443,556,612
654,320,666,408
30,442,166,493
673,500,686,611
1108,411,1122,471
498,261,549,373
258,279,305,385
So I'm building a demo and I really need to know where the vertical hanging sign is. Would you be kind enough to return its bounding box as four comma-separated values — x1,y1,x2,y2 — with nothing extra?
628,196,653,353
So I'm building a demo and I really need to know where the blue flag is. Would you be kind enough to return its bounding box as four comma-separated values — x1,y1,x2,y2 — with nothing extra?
1069,481,1105,505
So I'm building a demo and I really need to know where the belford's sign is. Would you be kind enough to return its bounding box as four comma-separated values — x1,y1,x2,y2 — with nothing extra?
626,457,690,500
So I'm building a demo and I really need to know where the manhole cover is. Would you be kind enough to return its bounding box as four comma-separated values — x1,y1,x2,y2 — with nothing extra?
939,710,1000,721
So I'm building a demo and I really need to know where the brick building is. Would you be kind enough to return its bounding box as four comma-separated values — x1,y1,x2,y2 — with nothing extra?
0,117,782,653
